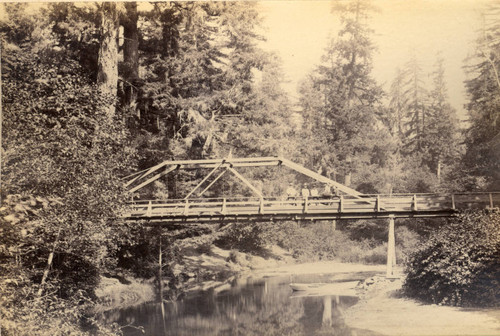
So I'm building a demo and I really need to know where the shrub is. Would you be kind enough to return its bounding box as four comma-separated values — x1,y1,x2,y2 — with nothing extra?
214,223,268,253
403,211,500,307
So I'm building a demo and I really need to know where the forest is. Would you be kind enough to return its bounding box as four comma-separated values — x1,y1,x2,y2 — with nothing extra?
0,1,499,335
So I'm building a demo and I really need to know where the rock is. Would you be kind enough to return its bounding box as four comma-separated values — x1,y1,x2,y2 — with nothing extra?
3,214,20,224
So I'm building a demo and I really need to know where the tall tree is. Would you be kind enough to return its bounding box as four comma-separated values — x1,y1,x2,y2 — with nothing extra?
424,56,460,184
120,1,140,115
96,2,119,116
463,4,500,190
297,0,386,190
401,55,429,156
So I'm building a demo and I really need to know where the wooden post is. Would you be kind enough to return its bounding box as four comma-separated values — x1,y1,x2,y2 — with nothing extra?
376,195,380,212
386,216,396,278
158,233,163,301
304,196,309,213
451,194,455,210
489,193,494,208
259,197,264,214
147,200,152,216
413,194,418,211
221,198,227,215
339,195,343,212
183,199,189,215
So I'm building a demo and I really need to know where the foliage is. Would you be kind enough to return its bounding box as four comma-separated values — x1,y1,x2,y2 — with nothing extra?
215,220,390,264
296,0,394,194
1,5,134,332
403,211,500,307
215,222,270,253
463,3,500,190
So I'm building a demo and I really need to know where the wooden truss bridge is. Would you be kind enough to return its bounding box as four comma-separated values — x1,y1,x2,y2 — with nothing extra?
123,156,499,224
123,156,499,277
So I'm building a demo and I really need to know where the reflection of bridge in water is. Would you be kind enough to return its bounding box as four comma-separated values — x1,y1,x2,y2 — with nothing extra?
123,156,500,277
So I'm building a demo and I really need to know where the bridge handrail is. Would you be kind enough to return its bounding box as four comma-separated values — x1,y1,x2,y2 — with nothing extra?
125,192,500,220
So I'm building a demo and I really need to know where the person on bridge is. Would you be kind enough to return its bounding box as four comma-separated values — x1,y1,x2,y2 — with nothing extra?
286,185,297,199
301,186,310,198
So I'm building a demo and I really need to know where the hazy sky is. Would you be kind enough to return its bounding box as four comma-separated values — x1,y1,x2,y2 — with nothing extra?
259,0,489,119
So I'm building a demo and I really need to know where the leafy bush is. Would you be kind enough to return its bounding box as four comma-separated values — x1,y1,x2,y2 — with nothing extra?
403,211,500,307
215,223,269,253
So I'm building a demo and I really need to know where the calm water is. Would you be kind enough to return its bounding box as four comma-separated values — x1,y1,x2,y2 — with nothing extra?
103,272,382,336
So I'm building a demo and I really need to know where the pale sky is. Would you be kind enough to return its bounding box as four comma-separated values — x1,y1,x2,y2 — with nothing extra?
259,0,490,119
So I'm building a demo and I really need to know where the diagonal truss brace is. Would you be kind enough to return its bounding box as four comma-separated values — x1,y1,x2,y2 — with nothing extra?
123,156,365,200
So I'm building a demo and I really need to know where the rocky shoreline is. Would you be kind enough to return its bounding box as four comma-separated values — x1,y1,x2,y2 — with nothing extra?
95,245,296,311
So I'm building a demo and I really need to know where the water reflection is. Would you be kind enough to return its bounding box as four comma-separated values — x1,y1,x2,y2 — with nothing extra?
103,272,381,336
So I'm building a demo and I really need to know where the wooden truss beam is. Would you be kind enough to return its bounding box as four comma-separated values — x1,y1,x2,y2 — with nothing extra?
128,165,179,194
278,157,361,197
227,167,263,198
124,156,362,198
184,160,226,199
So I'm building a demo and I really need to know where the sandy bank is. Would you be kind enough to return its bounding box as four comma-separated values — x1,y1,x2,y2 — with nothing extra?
251,260,500,335
251,260,388,277
343,276,500,336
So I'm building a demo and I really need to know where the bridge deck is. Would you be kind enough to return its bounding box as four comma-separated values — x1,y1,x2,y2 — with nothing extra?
124,192,500,225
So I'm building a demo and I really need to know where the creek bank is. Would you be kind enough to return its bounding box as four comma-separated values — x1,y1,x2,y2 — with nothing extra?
344,275,500,336
95,245,295,311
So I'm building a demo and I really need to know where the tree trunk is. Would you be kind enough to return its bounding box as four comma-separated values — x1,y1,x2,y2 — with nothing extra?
121,2,139,117
97,2,119,117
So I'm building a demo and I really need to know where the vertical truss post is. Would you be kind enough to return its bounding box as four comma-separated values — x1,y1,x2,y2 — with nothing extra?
221,198,227,215
259,197,264,214
304,196,309,213
147,200,152,216
183,199,189,215
451,194,455,210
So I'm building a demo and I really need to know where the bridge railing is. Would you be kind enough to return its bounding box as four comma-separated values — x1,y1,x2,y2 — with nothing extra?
126,192,500,219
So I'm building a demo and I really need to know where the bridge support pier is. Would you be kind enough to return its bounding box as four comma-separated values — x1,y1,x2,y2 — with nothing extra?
386,215,397,278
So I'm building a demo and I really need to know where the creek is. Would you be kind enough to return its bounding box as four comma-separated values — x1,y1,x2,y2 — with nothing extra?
103,271,382,336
